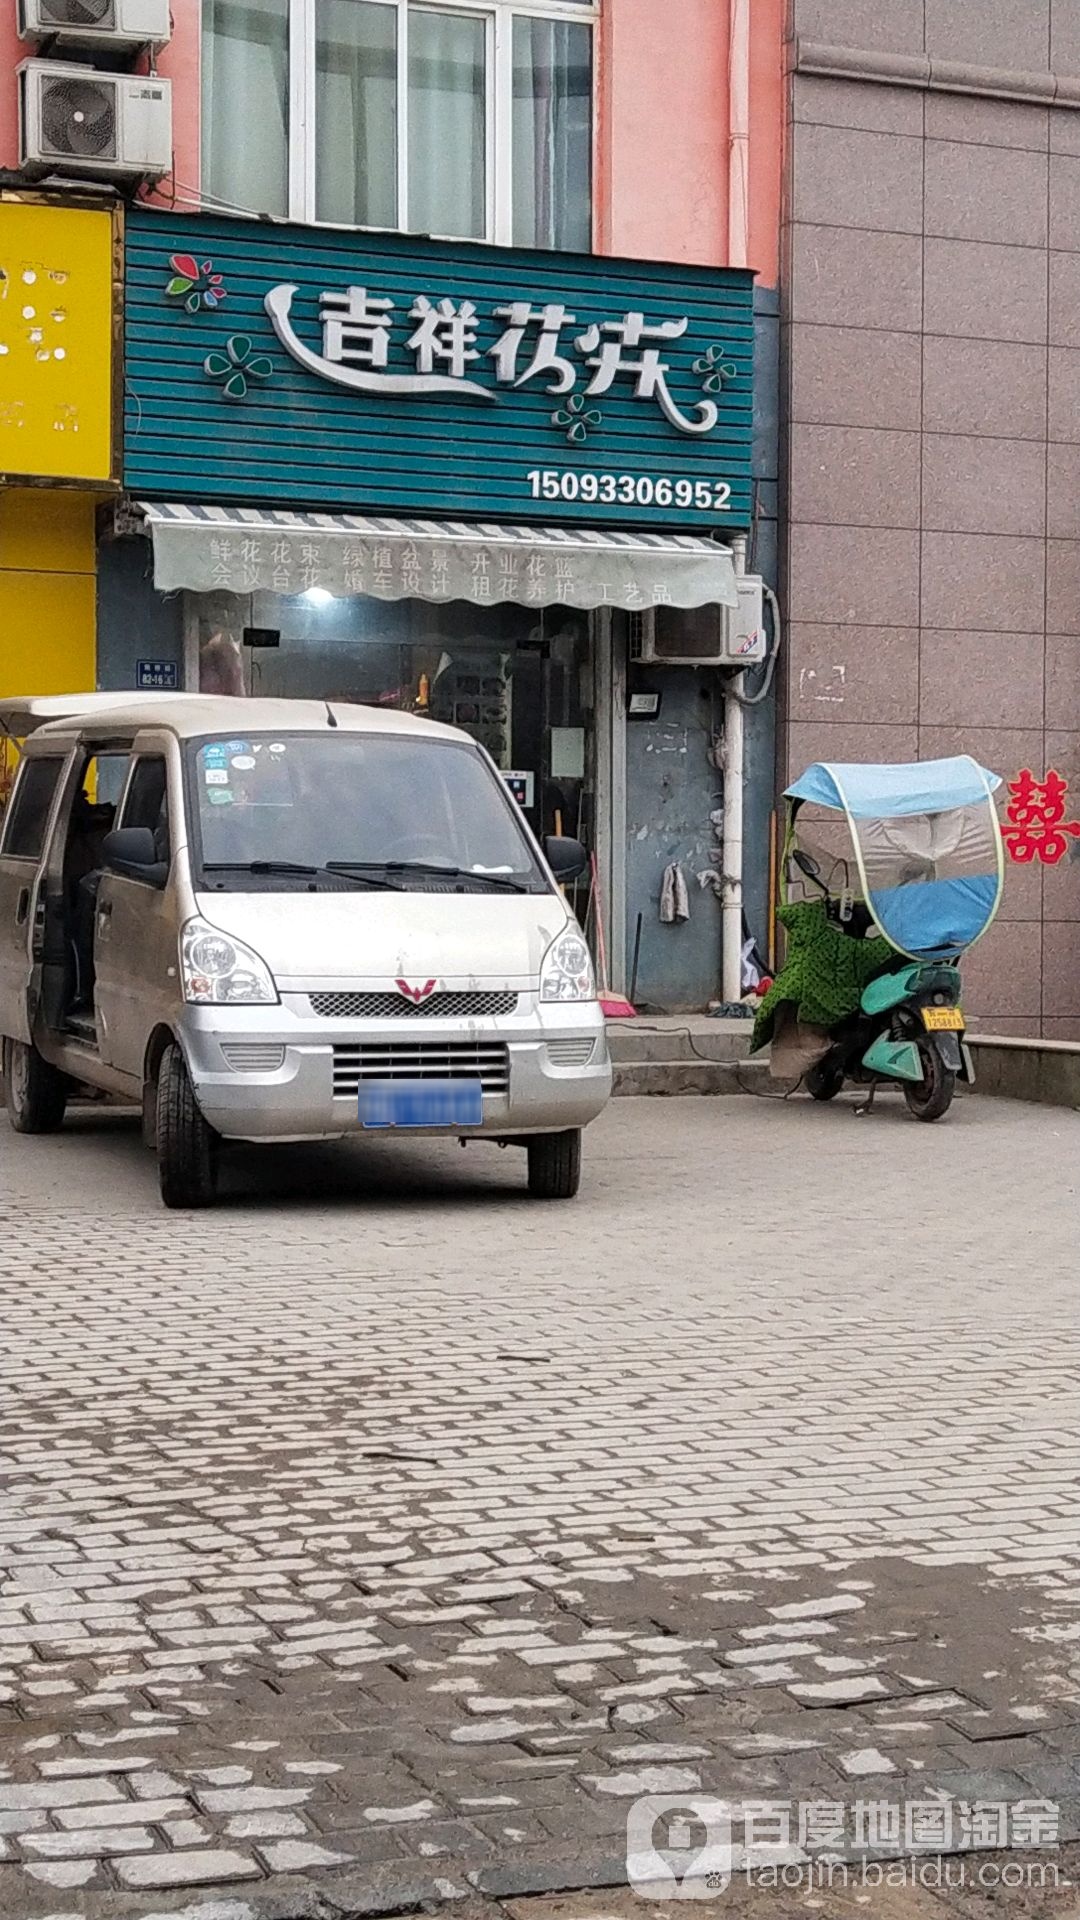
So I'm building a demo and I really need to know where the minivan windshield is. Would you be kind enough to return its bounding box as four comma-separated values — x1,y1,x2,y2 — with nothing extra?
186,731,549,894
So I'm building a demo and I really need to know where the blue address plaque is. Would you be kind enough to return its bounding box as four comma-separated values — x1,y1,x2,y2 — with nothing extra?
124,208,755,532
135,658,178,690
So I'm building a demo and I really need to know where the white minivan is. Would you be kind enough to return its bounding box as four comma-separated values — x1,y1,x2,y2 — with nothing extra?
0,695,611,1207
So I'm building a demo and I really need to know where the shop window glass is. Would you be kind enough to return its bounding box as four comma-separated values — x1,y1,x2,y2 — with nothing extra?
202,2,594,247
2,758,64,861
199,626,247,696
203,0,290,218
183,589,590,853
408,8,487,240
512,17,592,250
316,0,398,229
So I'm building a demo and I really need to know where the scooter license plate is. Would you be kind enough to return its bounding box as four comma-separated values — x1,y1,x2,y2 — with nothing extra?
358,1079,484,1127
921,1006,965,1032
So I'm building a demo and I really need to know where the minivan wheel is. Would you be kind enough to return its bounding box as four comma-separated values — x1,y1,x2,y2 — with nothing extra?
156,1042,219,1208
2,1035,69,1134
526,1128,582,1200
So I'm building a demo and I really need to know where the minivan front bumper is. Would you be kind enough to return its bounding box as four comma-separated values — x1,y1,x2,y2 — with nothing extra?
178,997,612,1141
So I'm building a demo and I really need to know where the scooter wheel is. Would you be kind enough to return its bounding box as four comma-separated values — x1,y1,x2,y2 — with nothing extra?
806,1060,845,1102
903,1043,956,1122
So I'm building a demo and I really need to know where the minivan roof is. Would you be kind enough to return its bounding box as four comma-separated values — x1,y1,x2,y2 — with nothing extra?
8,694,463,746
0,693,189,737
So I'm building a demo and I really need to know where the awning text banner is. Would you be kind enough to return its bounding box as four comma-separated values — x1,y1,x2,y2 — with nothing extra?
142,505,739,613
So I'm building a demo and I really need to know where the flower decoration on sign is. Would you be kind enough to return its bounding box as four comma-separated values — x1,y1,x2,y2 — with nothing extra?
552,393,603,446
692,344,738,394
166,254,228,313
203,335,274,401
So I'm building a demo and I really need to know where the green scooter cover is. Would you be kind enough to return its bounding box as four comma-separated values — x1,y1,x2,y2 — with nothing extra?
751,899,893,1054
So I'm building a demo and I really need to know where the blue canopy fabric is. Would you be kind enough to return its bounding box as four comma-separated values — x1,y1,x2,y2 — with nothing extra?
785,756,1005,958
785,756,1001,818
868,874,1000,958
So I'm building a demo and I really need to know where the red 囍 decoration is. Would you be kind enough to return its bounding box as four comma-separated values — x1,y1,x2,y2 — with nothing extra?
1002,768,1080,866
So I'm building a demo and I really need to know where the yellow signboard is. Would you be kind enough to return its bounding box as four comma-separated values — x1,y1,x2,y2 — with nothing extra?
0,197,118,487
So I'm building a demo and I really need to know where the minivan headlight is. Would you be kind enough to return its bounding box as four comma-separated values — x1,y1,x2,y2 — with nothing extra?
181,917,279,1005
540,928,596,1003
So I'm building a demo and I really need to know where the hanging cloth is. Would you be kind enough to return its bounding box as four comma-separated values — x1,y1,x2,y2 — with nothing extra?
660,862,690,923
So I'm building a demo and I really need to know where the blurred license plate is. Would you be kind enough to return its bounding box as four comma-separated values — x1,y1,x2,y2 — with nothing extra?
921,1006,965,1032
358,1080,483,1127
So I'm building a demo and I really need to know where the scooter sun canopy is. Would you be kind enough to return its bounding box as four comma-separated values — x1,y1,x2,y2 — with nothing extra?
785,757,1004,960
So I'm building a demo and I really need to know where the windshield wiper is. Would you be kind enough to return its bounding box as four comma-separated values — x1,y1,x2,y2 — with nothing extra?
329,860,531,894
203,861,403,891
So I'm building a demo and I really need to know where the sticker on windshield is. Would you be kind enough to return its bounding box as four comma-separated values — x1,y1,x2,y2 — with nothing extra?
203,745,227,763
231,755,255,770
205,769,229,786
208,789,234,805
224,739,248,753
269,742,286,754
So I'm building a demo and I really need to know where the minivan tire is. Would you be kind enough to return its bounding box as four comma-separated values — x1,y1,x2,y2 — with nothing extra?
157,1041,218,1208
526,1128,581,1199
2,1035,69,1134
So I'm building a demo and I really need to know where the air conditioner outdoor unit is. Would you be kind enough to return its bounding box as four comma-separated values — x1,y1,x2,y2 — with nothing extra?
19,60,172,179
18,0,171,49
631,575,767,667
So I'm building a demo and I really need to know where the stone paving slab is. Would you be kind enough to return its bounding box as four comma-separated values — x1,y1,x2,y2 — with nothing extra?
2,1096,1080,1916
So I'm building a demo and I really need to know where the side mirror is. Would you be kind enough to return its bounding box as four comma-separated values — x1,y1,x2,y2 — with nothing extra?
102,827,168,889
544,834,587,880
792,848,822,881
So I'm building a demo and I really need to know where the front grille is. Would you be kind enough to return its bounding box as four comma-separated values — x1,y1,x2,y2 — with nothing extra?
333,1041,510,1099
220,1043,286,1072
311,990,518,1020
545,1038,596,1067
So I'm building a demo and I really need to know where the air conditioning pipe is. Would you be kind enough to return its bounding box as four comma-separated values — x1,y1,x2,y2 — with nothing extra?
721,534,747,1005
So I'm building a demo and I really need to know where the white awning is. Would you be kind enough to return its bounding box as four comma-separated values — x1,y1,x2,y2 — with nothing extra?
139,504,738,613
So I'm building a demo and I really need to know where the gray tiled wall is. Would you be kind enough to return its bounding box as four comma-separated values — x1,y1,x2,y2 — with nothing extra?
783,0,1080,1034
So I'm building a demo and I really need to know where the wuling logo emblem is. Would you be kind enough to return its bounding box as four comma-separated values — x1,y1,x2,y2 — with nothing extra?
396,978,437,1004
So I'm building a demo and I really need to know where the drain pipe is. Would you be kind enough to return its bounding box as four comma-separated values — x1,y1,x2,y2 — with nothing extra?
720,0,752,1006
728,0,750,271
721,533,748,1005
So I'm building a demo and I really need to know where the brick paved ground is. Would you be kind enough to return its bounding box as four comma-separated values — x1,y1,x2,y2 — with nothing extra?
2,1092,1080,1920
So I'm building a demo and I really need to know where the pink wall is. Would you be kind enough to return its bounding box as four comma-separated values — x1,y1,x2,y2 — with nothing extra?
597,0,729,266
748,0,785,287
0,15,20,169
597,0,783,285
149,4,200,210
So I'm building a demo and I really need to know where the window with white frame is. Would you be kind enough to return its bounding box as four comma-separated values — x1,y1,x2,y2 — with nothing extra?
202,0,596,251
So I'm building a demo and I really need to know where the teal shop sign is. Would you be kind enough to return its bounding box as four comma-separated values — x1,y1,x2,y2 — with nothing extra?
125,208,755,531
